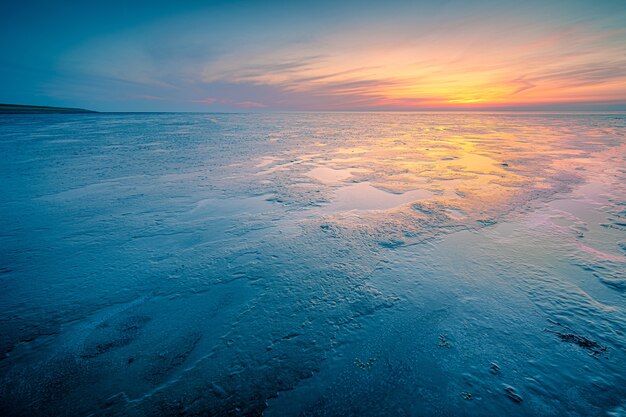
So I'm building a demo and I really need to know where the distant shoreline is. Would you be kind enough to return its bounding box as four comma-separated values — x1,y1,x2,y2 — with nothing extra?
1,104,624,115
0,103,97,114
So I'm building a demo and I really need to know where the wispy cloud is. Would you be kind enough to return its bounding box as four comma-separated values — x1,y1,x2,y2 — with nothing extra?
36,1,626,110
186,97,266,109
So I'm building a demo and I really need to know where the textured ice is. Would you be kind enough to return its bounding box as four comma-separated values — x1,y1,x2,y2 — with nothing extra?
0,113,625,416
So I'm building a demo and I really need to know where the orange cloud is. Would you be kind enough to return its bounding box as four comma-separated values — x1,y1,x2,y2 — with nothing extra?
198,20,626,109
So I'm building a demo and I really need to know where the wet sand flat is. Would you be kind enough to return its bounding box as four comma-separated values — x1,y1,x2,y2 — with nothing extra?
0,112,625,416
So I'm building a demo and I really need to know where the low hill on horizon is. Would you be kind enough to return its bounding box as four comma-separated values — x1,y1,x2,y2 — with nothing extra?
0,103,96,114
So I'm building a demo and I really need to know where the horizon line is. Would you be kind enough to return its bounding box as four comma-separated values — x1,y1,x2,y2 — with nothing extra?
3,103,626,115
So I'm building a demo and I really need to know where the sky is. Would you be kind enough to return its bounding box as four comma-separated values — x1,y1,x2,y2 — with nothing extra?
2,0,626,112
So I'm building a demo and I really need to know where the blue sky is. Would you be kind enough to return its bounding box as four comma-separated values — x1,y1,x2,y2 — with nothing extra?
2,0,626,111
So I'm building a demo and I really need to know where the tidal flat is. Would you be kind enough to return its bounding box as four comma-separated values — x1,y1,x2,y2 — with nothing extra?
0,112,624,416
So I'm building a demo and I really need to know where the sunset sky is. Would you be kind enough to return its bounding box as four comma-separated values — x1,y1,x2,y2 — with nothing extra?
2,0,626,112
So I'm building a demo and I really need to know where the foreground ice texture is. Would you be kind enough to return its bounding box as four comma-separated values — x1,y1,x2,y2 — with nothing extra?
0,113,625,416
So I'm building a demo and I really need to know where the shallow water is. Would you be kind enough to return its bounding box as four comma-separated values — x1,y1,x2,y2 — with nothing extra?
0,113,624,416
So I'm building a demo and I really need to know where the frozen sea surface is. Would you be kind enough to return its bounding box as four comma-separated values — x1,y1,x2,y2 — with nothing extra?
0,113,625,416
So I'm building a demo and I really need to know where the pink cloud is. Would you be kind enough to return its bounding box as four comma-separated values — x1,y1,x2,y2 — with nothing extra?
189,98,218,104
234,101,266,108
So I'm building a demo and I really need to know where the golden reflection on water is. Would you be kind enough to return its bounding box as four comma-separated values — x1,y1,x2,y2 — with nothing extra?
251,114,624,234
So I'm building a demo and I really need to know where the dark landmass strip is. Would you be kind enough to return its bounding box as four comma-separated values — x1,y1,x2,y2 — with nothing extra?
0,103,97,114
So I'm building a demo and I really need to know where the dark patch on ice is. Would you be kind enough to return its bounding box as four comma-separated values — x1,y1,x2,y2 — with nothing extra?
273,332,301,343
601,205,626,231
544,319,608,357
461,391,473,400
144,331,202,384
0,325,61,361
266,196,285,204
602,221,626,230
354,357,376,370
379,238,404,248
489,362,501,375
81,314,151,358
503,384,523,403
411,203,433,215
437,334,452,349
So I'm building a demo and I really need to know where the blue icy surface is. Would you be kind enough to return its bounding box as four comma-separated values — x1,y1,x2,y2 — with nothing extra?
0,113,625,416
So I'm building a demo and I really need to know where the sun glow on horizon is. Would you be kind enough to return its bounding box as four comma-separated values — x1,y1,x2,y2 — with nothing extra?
184,16,626,111
4,0,626,111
